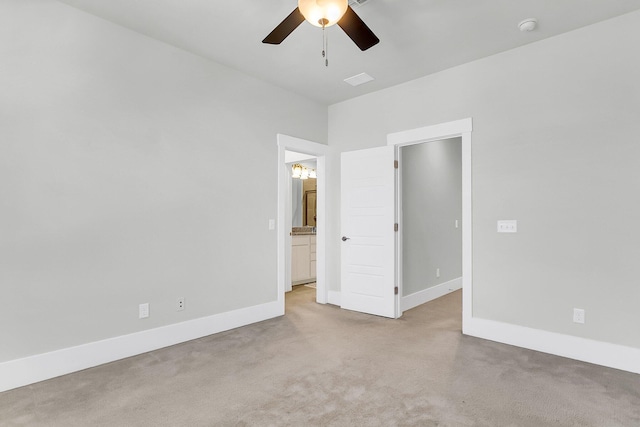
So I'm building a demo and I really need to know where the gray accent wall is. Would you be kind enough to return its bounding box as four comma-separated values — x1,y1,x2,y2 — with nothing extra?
0,0,326,362
327,10,640,349
401,138,462,296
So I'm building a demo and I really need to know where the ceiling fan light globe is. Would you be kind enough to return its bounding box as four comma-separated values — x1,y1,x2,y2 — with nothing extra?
298,0,348,28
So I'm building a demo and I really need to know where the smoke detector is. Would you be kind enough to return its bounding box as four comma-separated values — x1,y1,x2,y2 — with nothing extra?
518,18,538,32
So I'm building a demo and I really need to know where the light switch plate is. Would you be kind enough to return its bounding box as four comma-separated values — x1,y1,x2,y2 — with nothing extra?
268,219,275,230
497,220,517,233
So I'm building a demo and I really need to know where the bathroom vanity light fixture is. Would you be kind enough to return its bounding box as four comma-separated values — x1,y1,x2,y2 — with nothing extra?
292,163,303,178
291,163,316,179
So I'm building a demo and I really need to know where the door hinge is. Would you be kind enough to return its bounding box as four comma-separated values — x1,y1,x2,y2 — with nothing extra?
394,223,399,232
394,160,399,169
394,286,399,295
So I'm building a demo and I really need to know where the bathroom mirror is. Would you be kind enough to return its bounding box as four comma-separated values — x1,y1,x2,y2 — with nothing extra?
291,177,317,227
304,189,316,227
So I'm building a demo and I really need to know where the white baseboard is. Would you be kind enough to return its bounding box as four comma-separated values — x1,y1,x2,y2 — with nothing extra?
464,317,640,375
328,290,341,306
0,300,283,393
401,277,462,312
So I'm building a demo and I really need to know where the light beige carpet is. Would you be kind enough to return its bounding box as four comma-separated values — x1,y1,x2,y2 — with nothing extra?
1,287,639,426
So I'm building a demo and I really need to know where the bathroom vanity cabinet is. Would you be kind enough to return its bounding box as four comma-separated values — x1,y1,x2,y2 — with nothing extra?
291,234,316,285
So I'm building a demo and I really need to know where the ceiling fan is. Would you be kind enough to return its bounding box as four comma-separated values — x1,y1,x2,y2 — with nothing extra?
262,0,380,52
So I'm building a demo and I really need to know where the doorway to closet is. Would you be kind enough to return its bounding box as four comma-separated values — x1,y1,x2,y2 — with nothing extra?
399,137,462,312
338,118,473,322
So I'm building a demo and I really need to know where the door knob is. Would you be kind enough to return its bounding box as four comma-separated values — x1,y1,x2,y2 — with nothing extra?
342,236,350,241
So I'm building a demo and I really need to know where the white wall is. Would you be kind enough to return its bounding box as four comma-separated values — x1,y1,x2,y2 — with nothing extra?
328,10,640,350
0,0,326,364
402,138,462,296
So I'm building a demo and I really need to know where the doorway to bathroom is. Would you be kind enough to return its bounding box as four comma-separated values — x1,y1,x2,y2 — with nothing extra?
276,134,328,312
288,155,318,292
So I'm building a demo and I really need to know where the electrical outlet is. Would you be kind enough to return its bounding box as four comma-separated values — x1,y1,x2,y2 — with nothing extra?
139,303,149,319
497,220,518,233
573,308,585,324
177,297,185,311
436,268,440,278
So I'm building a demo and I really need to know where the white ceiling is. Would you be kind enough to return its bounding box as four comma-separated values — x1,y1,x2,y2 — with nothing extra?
57,0,640,106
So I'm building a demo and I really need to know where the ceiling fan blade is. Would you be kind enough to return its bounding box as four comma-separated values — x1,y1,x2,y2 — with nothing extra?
337,6,380,51
262,8,306,45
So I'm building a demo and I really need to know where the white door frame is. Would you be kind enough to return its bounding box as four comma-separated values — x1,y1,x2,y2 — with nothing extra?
387,118,473,329
277,134,328,311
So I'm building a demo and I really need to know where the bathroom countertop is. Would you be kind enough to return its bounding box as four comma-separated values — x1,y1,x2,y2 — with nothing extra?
291,227,316,236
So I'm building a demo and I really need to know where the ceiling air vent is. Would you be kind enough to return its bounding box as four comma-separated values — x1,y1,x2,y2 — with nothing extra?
344,72,375,87
348,0,371,8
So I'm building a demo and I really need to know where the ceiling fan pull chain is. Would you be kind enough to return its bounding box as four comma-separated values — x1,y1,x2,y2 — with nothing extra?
325,27,329,67
322,23,328,67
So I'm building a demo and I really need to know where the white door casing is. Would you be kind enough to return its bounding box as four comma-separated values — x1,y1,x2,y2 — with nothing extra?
277,134,328,308
387,118,473,327
340,145,397,318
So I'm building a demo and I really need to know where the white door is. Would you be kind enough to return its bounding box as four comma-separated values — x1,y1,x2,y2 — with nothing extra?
341,145,397,318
